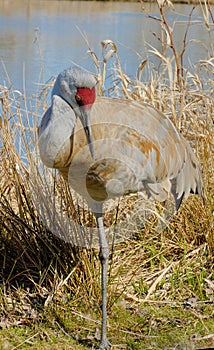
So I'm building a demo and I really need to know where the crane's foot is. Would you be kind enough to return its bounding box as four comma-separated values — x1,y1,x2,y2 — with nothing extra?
96,337,112,349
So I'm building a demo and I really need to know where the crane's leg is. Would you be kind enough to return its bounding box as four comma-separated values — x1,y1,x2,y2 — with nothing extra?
95,211,112,349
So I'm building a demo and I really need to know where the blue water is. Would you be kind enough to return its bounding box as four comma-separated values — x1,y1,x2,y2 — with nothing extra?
0,1,213,104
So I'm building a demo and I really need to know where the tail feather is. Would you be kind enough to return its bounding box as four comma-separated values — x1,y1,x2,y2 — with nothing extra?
170,141,204,210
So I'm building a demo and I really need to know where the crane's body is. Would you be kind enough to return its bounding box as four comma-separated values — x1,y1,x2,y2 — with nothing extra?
38,66,203,349
39,95,202,209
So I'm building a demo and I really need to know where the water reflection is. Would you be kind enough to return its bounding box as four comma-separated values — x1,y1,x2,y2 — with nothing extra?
0,0,213,96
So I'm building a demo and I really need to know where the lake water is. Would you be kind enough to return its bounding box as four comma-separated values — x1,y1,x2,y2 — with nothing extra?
0,0,213,100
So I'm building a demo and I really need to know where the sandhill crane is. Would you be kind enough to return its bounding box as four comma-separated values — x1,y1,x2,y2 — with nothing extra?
38,66,203,349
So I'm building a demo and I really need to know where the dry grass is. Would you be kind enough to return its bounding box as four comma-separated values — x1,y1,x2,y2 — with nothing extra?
0,1,213,349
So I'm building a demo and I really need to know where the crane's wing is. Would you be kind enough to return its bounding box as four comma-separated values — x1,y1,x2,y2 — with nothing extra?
70,97,203,208
38,95,76,169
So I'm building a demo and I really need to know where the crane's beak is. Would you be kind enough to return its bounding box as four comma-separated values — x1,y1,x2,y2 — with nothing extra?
80,107,94,159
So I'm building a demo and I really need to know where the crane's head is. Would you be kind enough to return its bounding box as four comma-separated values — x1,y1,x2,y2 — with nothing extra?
52,66,97,158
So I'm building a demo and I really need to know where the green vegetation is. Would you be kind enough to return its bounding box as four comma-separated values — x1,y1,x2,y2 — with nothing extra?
0,1,213,349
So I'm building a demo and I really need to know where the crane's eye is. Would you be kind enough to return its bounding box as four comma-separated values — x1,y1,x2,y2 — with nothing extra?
75,94,82,105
